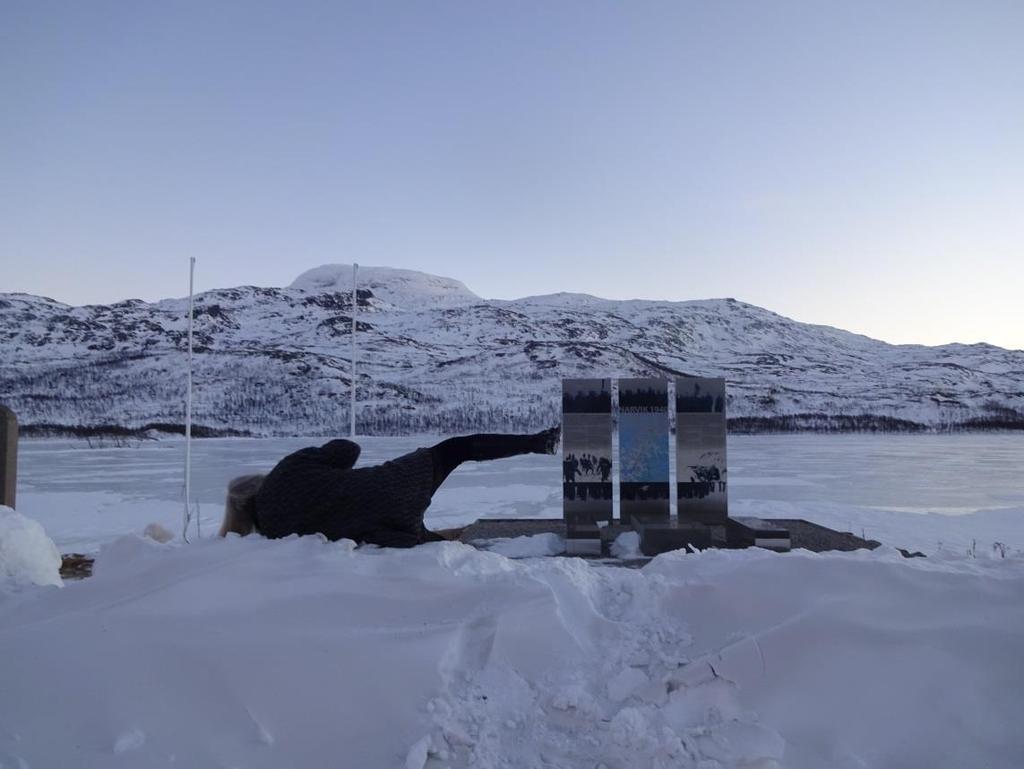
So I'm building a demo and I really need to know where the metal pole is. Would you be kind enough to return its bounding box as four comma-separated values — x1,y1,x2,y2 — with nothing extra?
351,263,358,438
184,257,196,540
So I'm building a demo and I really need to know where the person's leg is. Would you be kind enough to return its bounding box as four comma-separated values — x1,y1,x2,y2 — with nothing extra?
428,427,560,493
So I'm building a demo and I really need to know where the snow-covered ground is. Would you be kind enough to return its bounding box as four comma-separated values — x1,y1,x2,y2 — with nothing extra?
2,533,1023,768
3,434,1024,768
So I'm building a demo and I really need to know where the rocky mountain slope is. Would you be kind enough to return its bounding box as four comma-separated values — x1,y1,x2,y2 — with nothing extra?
2,265,1022,436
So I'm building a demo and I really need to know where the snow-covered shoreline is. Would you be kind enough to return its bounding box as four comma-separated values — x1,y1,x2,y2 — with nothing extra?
15,434,1024,556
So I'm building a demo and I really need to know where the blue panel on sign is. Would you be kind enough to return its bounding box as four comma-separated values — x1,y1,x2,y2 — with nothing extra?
618,378,670,525
620,413,669,481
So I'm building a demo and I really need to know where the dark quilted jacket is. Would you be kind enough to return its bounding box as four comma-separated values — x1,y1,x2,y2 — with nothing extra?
253,439,440,547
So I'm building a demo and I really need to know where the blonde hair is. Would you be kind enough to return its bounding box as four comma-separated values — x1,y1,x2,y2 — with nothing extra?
218,474,266,537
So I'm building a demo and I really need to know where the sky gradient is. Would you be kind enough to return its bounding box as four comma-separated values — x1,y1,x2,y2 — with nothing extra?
2,1,1022,349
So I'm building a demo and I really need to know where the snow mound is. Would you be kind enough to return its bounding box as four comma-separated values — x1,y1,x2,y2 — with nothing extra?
0,506,62,588
290,264,480,307
611,530,642,559
143,522,174,543
91,533,169,580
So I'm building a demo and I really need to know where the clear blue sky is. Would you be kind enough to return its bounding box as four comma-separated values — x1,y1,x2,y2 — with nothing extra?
2,1,1022,349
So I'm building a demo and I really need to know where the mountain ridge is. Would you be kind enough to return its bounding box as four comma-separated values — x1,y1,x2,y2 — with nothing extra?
2,265,1022,436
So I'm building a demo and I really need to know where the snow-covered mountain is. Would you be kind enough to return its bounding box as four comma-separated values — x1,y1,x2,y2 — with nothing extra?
2,264,1022,436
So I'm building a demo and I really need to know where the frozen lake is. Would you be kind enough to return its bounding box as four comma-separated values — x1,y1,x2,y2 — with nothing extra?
729,432,1024,514
14,433,1024,553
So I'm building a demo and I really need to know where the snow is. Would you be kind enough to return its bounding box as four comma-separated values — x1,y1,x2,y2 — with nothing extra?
611,530,643,559
112,728,146,754
289,263,480,308
4,435,1024,767
142,521,174,543
478,532,565,558
1,535,1022,768
0,506,62,588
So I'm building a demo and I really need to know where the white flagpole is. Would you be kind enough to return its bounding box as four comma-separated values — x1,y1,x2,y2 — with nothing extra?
184,257,196,541
350,263,358,438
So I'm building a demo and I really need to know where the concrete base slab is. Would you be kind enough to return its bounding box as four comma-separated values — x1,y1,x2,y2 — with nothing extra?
726,516,792,552
565,538,603,556
626,514,711,555
460,517,882,559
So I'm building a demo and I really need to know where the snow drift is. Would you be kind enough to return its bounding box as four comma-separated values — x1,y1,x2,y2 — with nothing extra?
1,535,1022,768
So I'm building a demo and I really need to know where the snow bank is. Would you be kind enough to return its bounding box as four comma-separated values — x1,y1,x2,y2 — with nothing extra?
1,535,1023,768
0,506,62,589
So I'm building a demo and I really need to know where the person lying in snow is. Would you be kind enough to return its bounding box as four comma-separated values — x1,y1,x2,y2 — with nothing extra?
218,428,561,547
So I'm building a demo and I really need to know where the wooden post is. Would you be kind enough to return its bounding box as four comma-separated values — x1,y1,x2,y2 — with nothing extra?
0,405,16,509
